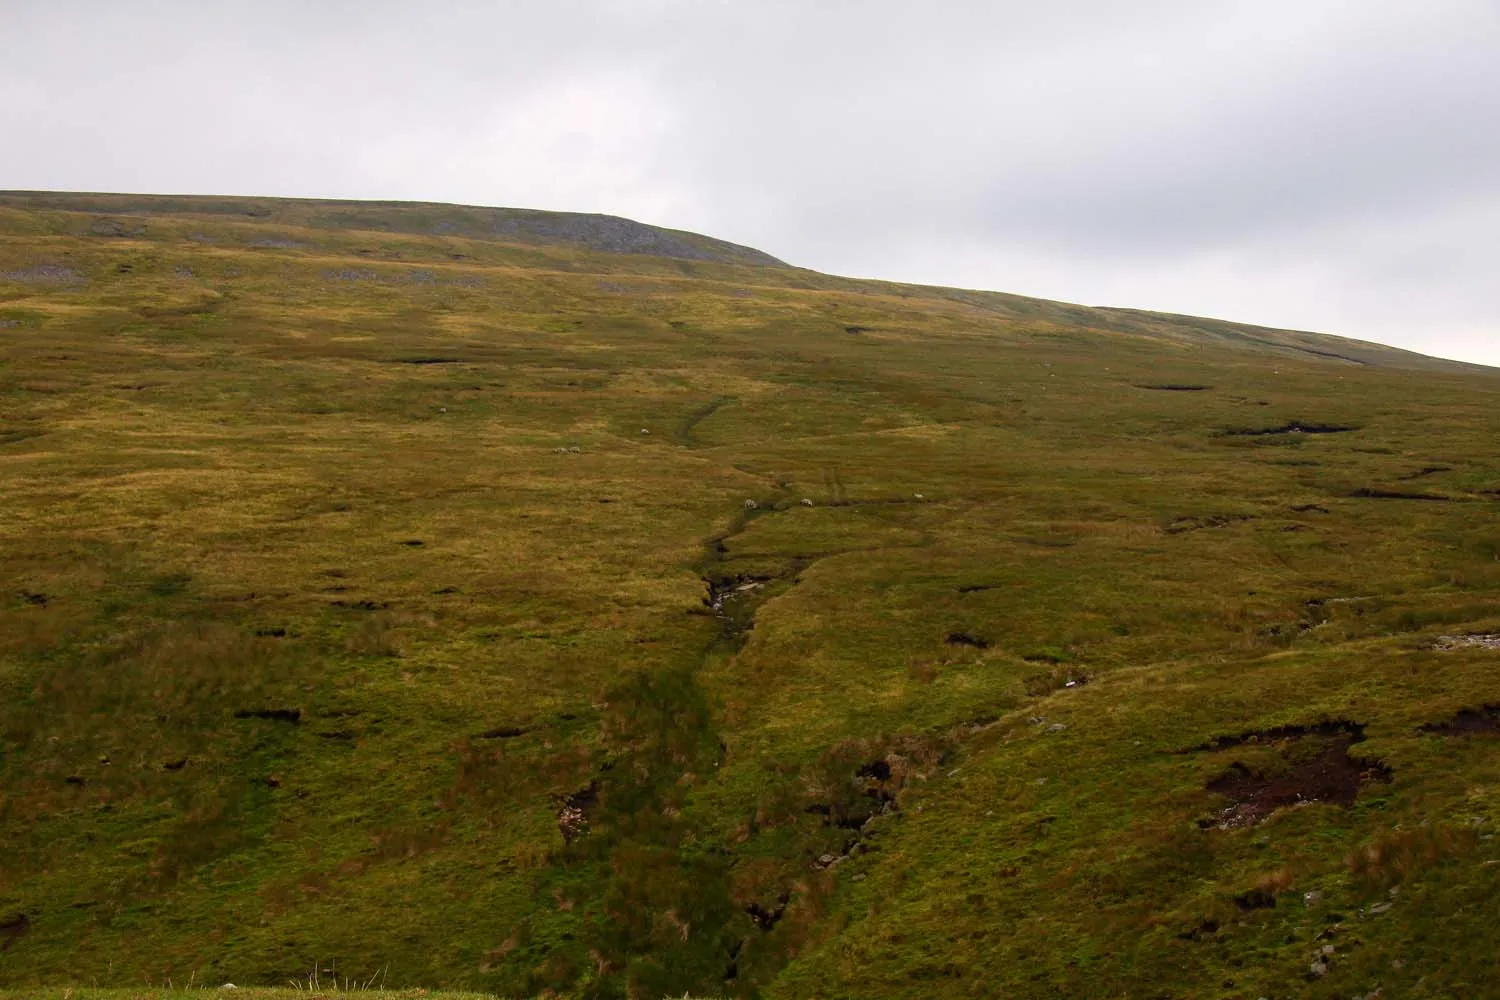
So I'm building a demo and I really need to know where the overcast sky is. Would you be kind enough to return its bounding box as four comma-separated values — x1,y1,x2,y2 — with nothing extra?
4,1,1497,365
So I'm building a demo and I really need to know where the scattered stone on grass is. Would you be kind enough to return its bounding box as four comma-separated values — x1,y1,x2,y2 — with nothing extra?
557,782,599,844
1433,634,1500,651
2,263,84,283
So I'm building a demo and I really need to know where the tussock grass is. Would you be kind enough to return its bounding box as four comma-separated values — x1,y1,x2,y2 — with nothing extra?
0,992,502,1000
2,192,1500,998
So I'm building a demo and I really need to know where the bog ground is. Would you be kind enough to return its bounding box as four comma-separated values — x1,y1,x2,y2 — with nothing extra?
2,192,1499,999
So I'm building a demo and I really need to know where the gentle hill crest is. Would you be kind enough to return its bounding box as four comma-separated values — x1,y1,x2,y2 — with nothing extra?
0,190,788,268
0,189,1482,374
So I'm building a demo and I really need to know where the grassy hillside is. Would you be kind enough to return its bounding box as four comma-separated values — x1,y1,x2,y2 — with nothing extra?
2,192,1499,1000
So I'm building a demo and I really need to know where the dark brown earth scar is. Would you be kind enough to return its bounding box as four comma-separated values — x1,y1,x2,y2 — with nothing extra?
476,726,528,740
1223,421,1357,436
0,913,29,951
1289,503,1330,514
1348,487,1453,502
1165,514,1254,535
803,751,922,875
1289,346,1368,365
957,584,995,593
556,781,599,844
1233,888,1277,911
1177,917,1220,941
392,357,461,365
329,599,390,610
1421,705,1500,736
1188,721,1391,829
233,708,302,724
945,632,989,649
1182,719,1365,753
745,891,790,931
1136,383,1209,391
1400,465,1452,480
844,325,871,334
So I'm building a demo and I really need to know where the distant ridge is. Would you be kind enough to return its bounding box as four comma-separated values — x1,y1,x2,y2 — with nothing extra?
0,190,788,268
0,190,1482,373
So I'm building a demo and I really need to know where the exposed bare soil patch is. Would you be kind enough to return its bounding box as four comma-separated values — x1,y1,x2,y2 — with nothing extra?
1187,722,1391,829
1223,421,1357,436
1204,738,1390,828
1349,487,1453,502
0,914,28,951
945,631,988,649
233,708,302,724
1399,465,1452,480
1420,705,1500,736
477,725,528,739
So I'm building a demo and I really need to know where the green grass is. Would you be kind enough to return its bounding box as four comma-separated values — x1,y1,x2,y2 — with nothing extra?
0,992,505,1000
2,192,1500,999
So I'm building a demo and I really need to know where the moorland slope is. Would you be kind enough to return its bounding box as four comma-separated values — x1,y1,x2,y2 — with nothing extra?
2,192,1499,999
